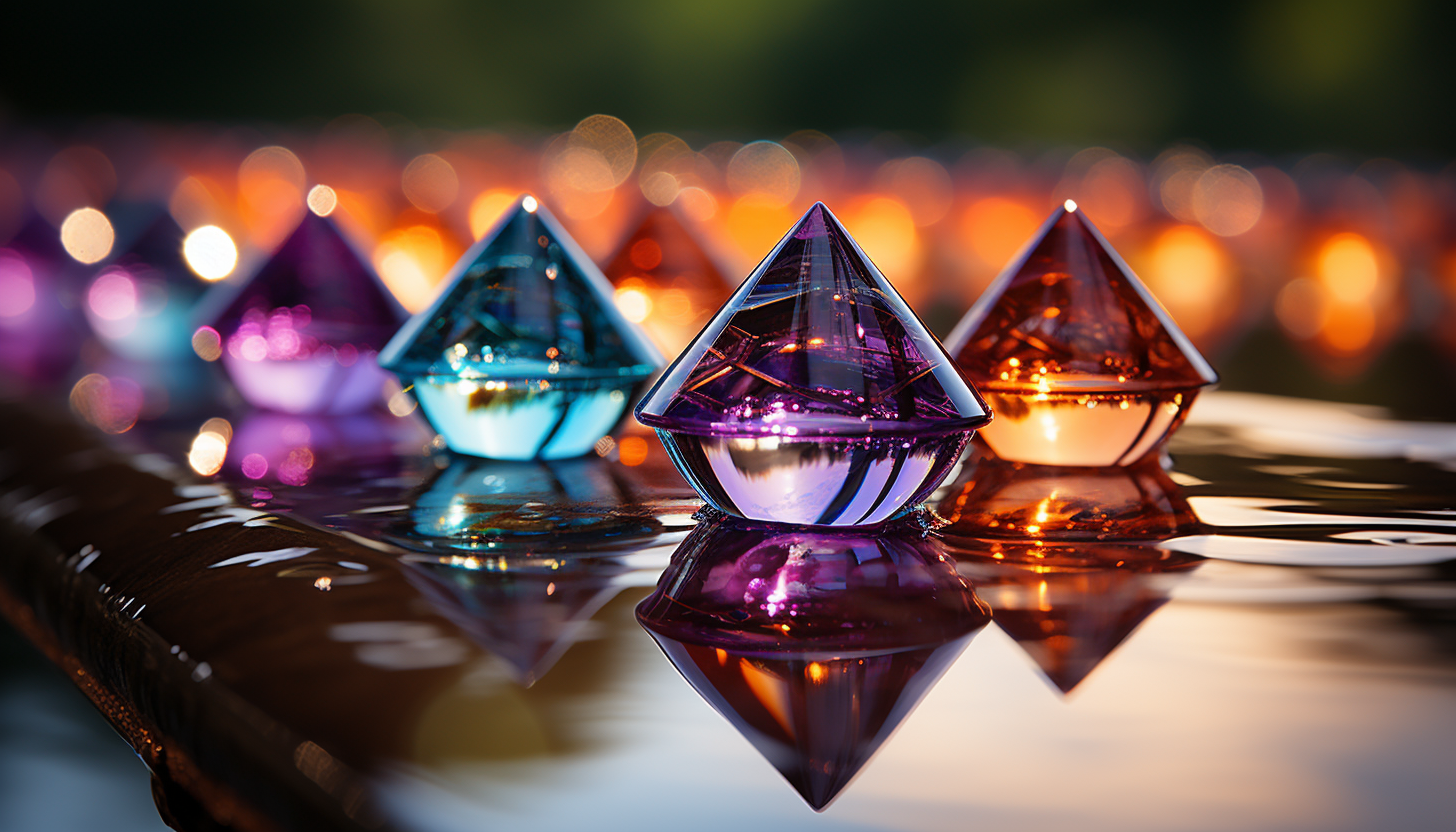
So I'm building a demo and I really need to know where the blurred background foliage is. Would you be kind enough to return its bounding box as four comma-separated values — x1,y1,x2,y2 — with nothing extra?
3,0,1453,157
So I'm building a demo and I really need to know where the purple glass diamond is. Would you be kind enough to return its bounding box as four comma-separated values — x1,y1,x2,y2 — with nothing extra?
202,212,407,414
635,202,990,526
637,515,992,810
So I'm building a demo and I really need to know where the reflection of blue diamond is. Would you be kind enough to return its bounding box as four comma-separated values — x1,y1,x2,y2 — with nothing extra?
380,197,663,460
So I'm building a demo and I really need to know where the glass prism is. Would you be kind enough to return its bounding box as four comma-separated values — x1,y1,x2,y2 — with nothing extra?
637,515,991,810
636,202,990,526
945,202,1217,466
601,207,736,355
84,212,205,361
203,211,406,414
380,197,663,460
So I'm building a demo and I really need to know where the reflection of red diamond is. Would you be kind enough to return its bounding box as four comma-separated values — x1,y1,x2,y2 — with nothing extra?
946,203,1217,466
958,547,1202,694
638,518,991,809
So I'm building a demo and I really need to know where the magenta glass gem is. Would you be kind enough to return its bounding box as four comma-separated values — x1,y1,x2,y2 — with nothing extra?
635,202,991,526
637,515,992,810
203,212,406,414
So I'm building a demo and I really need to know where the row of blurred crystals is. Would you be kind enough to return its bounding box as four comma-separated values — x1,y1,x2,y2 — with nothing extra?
0,168,1214,524
3,116,1455,387
0,121,1369,811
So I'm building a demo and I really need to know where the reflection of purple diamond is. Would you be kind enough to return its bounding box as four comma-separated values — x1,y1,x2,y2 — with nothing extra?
635,203,990,525
638,516,991,810
203,212,406,414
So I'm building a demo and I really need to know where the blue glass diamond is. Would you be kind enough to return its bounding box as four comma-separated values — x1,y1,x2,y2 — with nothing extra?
380,196,663,460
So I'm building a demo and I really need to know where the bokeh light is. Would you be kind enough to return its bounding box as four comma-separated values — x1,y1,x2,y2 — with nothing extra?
238,146,307,245
959,198,1041,269
727,142,800,207
0,253,36,318
183,226,239,280
842,196,920,278
192,326,223,362
1191,164,1264,236
69,373,143,434
568,115,637,187
402,154,460,213
60,207,114,264
307,184,338,217
468,190,519,240
1136,225,1237,345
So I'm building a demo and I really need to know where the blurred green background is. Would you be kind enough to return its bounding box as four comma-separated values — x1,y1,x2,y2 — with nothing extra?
3,0,1453,157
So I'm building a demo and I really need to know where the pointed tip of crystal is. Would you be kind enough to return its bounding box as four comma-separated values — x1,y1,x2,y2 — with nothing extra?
205,209,405,349
636,199,989,438
792,202,832,239
948,203,1219,391
378,194,662,382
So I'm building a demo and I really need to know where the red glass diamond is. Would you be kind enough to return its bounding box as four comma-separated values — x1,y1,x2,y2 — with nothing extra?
946,203,1217,466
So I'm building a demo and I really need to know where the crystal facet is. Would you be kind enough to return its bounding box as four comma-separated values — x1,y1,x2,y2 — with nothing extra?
637,515,991,810
380,197,663,460
945,203,1216,466
602,207,735,355
940,452,1204,693
85,212,203,361
204,212,406,414
636,203,990,525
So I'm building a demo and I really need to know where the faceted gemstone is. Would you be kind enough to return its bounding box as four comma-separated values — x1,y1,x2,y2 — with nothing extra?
403,555,633,686
637,515,991,810
204,212,406,414
601,207,736,355
945,202,1217,466
636,202,990,526
0,214,84,384
84,212,205,361
938,452,1204,693
380,197,663,460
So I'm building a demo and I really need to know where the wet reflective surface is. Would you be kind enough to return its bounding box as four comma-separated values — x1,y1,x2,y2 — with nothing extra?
0,387,1454,830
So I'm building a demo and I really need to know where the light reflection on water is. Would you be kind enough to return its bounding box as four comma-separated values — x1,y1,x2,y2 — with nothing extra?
8,390,1453,831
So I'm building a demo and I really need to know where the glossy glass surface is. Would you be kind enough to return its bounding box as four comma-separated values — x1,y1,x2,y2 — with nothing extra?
204,212,406,414
381,198,662,460
3,380,1456,832
638,516,991,809
946,204,1216,465
637,202,987,524
637,203,988,439
656,430,968,526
